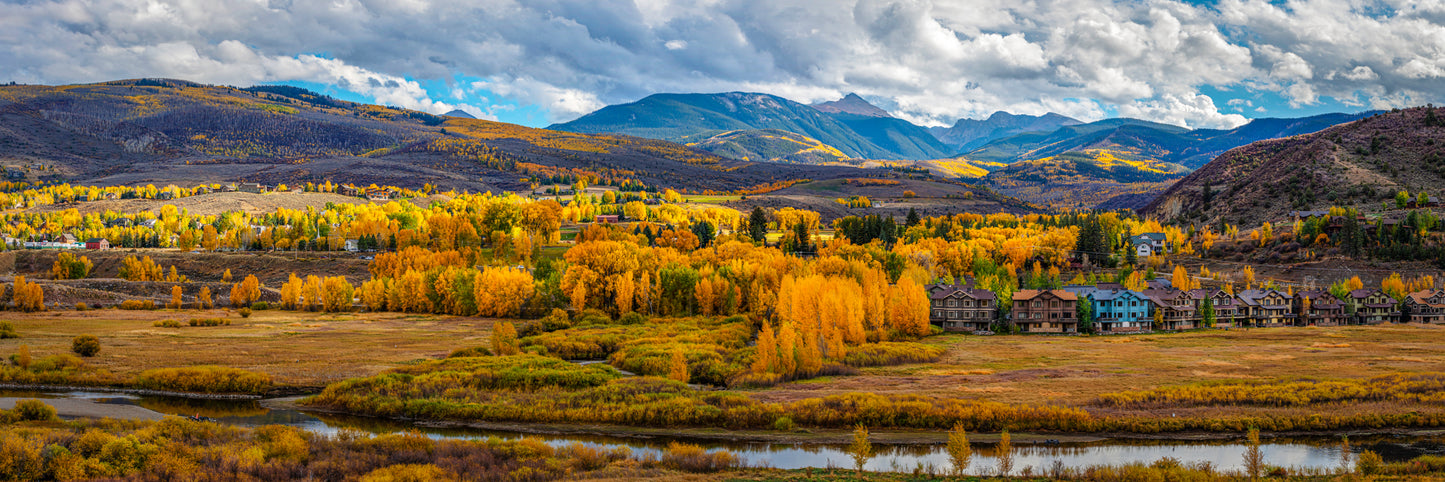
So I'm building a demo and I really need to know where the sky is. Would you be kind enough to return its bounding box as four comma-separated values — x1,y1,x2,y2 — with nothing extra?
2,0,1444,130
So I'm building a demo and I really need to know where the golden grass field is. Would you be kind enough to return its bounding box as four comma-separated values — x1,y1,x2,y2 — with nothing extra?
4,308,1444,418
0,309,495,388
750,324,1445,408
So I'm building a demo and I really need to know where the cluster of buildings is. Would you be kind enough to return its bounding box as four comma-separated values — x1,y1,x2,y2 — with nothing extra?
928,279,1436,334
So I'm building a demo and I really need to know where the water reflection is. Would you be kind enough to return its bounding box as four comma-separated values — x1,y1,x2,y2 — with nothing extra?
2,390,1439,475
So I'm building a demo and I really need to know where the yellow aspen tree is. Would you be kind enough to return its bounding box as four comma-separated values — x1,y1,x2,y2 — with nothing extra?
668,349,689,382
695,278,716,316
492,321,519,355
775,323,798,377
302,275,323,310
614,273,635,315
170,285,183,309
280,274,302,310
222,269,233,283
198,286,213,309
753,323,777,374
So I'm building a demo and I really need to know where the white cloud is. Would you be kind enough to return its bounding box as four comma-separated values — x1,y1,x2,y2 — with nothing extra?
1,0,1443,130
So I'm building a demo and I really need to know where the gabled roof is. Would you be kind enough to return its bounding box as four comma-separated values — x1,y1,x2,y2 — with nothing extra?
1296,290,1344,308
926,284,996,301
1012,289,1078,302
1348,288,1394,301
1186,288,1233,300
1405,290,1445,307
1088,289,1146,301
1130,233,1167,242
1142,289,1196,309
1236,289,1288,306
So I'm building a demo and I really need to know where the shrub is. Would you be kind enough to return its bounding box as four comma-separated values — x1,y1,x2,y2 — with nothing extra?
539,308,572,331
840,342,946,367
134,366,273,394
575,309,612,325
617,312,646,325
773,416,794,431
153,320,182,328
0,322,18,339
12,399,56,421
74,303,87,311
119,300,156,310
71,335,100,357
250,302,270,310
659,442,740,472
1357,450,1383,475
238,308,252,318
188,318,228,327
447,347,493,358
28,354,83,372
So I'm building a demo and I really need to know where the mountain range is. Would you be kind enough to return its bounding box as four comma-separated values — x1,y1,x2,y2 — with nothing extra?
0,79,871,193
0,78,1419,222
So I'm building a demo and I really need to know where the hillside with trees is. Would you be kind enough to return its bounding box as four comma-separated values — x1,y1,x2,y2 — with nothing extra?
1145,106,1445,227
0,79,876,194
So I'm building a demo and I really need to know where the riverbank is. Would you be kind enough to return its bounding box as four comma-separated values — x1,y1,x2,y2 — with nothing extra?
268,396,1445,446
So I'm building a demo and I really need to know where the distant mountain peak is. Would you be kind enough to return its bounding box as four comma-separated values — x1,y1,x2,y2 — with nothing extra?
443,109,476,119
931,111,1083,150
812,93,892,118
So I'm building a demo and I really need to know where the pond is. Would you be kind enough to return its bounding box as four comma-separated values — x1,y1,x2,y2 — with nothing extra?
2,389,1438,475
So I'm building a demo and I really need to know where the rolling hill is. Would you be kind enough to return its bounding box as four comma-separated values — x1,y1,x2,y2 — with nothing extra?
686,129,852,164
548,92,952,160
960,112,1377,170
982,150,1190,210
1144,106,1445,226
0,79,876,193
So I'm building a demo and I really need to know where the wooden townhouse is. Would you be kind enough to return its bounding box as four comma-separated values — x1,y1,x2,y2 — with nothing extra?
1348,289,1399,325
1086,289,1151,333
1291,290,1348,326
1010,290,1078,334
1187,289,1242,327
1403,290,1445,324
1143,289,1198,330
926,283,999,333
1236,289,1293,327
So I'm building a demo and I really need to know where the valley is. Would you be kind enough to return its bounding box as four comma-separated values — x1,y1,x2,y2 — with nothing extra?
0,79,1444,482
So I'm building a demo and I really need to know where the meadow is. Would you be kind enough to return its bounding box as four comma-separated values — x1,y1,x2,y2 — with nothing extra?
0,308,493,392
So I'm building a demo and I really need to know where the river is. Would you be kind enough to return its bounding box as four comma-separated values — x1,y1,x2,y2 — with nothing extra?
2,389,1440,475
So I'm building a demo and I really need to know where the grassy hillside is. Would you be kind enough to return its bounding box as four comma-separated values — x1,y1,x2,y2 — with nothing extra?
0,80,874,192
984,150,1189,210
1144,106,1445,226
686,129,852,164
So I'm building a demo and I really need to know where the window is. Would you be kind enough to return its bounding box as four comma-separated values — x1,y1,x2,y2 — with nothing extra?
1051,301,1060,308
947,300,956,307
1033,301,1041,308
933,311,942,318
963,300,973,307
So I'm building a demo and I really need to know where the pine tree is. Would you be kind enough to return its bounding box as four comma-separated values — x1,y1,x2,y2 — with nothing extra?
748,207,768,243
